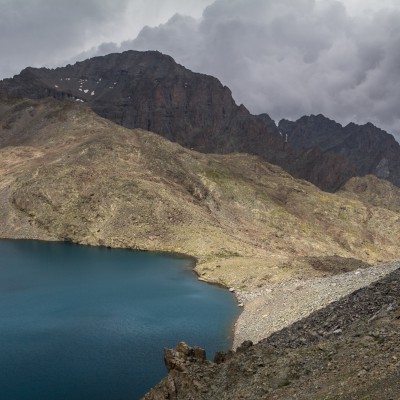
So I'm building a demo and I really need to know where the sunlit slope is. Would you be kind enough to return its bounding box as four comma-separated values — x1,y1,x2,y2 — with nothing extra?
1,97,400,289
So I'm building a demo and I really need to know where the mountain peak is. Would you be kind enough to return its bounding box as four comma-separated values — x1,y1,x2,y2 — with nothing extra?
280,113,400,188
2,50,400,192
0,49,284,159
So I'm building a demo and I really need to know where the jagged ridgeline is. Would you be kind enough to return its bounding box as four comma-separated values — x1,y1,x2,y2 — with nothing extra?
0,50,283,160
1,50,400,191
279,114,400,189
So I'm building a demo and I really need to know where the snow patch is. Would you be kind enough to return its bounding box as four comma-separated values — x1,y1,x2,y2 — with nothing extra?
91,91,95,96
84,89,89,93
54,85,59,88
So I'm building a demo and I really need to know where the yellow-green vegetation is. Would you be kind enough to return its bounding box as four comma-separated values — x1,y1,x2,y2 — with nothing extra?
1,98,400,290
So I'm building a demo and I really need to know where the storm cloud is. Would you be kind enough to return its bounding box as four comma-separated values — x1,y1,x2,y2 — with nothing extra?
84,0,400,139
0,0,212,80
1,0,399,139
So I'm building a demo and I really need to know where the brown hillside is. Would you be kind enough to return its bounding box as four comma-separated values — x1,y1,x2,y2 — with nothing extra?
0,97,399,291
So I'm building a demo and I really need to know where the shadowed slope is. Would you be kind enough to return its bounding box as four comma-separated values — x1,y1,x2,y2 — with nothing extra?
280,114,400,189
0,50,283,158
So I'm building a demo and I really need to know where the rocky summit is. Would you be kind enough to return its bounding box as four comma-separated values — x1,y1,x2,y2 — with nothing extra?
2,50,400,192
0,50,283,160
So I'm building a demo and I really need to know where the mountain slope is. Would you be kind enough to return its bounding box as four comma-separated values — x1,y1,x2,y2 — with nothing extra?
279,114,400,189
1,97,400,291
3,50,398,192
339,174,400,213
0,50,283,158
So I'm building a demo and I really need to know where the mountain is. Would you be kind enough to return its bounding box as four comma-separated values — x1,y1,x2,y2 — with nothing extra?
3,50,399,192
0,50,283,159
1,96,400,292
279,114,400,189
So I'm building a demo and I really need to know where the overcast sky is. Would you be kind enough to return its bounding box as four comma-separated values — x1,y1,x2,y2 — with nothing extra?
1,0,400,140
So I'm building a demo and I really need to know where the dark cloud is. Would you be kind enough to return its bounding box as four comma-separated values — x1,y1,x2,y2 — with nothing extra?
0,0,213,80
81,0,400,139
0,0,132,78
2,0,399,140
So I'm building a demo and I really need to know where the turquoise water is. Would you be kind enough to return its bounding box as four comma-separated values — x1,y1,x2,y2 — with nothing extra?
0,240,238,399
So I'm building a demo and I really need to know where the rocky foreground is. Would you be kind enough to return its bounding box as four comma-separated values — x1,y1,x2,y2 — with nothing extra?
144,262,400,400
233,260,400,347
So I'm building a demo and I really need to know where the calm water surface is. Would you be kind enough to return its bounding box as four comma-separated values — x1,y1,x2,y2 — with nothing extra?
0,240,238,399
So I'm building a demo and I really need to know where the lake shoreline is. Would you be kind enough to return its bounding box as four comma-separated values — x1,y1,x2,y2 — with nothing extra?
3,237,400,354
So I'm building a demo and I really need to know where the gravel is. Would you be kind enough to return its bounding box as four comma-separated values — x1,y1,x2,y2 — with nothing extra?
233,261,400,348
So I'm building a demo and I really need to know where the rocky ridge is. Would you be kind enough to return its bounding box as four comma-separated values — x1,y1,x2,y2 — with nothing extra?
2,50,400,192
279,114,400,190
0,50,283,160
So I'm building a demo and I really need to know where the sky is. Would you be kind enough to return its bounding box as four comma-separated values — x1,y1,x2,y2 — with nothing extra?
1,0,400,140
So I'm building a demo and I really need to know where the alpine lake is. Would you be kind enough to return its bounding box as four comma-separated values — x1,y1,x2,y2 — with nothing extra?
0,240,239,399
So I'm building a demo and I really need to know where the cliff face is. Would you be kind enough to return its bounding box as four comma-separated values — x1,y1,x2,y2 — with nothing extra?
279,114,400,189
0,50,284,159
284,147,358,192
